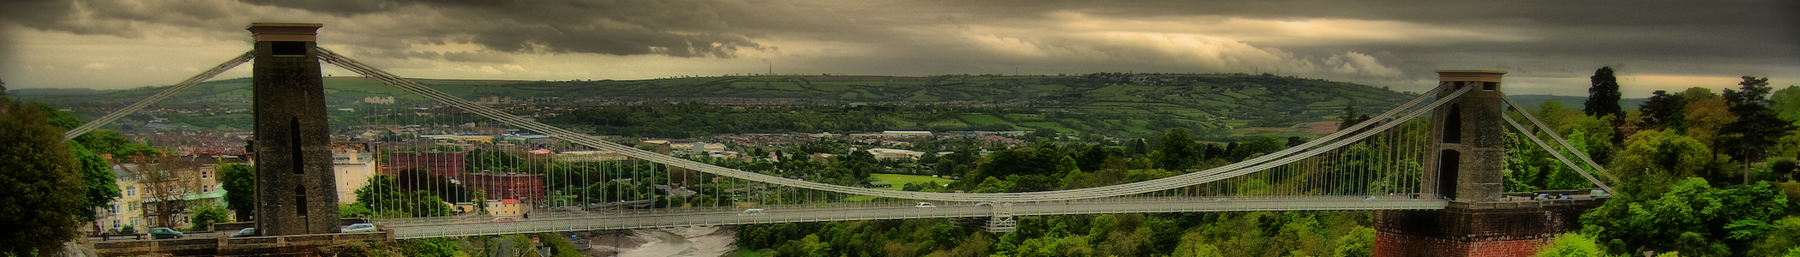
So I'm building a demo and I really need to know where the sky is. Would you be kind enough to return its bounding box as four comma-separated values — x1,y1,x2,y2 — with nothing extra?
1,0,1796,97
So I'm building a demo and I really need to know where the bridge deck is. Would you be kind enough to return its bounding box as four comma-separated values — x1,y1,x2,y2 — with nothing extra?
382,196,1446,239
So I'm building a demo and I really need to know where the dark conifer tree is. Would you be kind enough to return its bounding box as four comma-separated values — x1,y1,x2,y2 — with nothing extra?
1585,67,1625,119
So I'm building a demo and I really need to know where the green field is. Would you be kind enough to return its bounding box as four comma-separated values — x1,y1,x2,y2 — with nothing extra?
959,114,1009,125
870,173,955,191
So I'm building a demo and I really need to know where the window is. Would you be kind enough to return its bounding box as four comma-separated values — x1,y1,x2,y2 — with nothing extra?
126,186,135,197
1443,104,1462,144
271,41,306,56
202,171,211,179
295,186,307,217
110,205,117,214
1439,150,1461,200
130,218,139,227
112,220,119,228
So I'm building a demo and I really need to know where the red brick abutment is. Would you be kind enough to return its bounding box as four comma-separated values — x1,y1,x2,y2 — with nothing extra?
1374,198,1606,257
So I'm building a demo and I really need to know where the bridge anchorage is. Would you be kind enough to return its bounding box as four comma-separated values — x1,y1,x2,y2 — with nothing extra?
1373,71,1615,257
74,22,1612,257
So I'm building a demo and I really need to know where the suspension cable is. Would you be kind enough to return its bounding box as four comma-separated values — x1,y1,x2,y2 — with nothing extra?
64,51,255,140
317,46,1460,202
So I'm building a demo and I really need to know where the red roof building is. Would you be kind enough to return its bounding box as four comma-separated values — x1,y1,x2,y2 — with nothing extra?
464,172,545,201
385,152,465,178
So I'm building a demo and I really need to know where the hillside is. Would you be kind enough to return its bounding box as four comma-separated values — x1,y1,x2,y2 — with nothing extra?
1507,94,1647,112
12,73,1440,138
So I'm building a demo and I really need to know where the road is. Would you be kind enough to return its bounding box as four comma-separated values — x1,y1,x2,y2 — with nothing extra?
384,196,1447,239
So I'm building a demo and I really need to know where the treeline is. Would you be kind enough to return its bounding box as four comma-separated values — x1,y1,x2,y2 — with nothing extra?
1536,75,1800,256
738,210,1379,257
736,72,1800,257
539,102,1038,138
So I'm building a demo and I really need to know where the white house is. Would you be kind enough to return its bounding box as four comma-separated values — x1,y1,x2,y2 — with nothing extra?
333,142,378,204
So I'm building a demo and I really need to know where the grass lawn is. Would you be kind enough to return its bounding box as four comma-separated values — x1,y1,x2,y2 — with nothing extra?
870,173,955,191
959,114,1010,125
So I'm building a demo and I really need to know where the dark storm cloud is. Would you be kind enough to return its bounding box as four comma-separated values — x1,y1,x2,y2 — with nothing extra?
0,0,771,59
897,0,1799,78
233,0,768,58
963,0,1800,72
2,0,1794,91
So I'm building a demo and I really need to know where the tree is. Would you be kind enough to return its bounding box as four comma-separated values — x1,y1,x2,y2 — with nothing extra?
1339,106,1371,133
1332,226,1376,257
1684,97,1738,149
1158,128,1201,171
70,141,120,221
1585,67,1625,122
1534,233,1604,257
1771,85,1800,125
1722,76,1797,163
1582,178,1787,256
72,130,160,158
187,204,230,231
135,155,206,229
355,175,407,217
1610,130,1727,196
217,163,256,221
31,106,122,221
1078,144,1122,172
1639,90,1687,131
0,99,88,255
1752,217,1800,257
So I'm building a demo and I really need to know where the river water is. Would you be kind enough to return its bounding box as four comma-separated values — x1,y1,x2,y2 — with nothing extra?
584,226,738,257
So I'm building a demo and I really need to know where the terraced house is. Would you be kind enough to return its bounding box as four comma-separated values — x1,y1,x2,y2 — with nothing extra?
90,154,233,234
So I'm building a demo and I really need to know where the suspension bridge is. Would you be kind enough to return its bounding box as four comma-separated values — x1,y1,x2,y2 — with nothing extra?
80,23,1613,257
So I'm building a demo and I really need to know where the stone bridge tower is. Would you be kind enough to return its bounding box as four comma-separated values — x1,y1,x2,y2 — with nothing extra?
1373,70,1603,257
249,23,340,236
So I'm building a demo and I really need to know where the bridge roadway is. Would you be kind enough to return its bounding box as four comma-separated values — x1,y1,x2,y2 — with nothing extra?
381,196,1447,239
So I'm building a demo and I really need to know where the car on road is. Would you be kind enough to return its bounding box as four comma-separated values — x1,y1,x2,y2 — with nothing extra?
739,208,765,216
229,228,257,238
490,217,519,223
147,227,183,239
341,223,378,233
915,202,936,208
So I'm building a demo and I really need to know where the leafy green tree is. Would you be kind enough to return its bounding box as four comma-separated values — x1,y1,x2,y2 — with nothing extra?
1173,233,1225,257
396,237,463,257
355,175,407,217
1585,67,1625,125
1332,226,1376,257
69,141,119,221
30,107,122,221
971,176,1014,193
1639,90,1687,131
1723,76,1798,163
187,204,230,231
1159,128,1202,171
1611,130,1726,196
1077,144,1122,172
338,203,372,218
407,191,452,217
1534,233,1605,257
71,130,160,158
1537,99,1583,134
1771,85,1800,125
217,163,256,221
1228,136,1287,162
0,99,88,255
1582,178,1788,256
